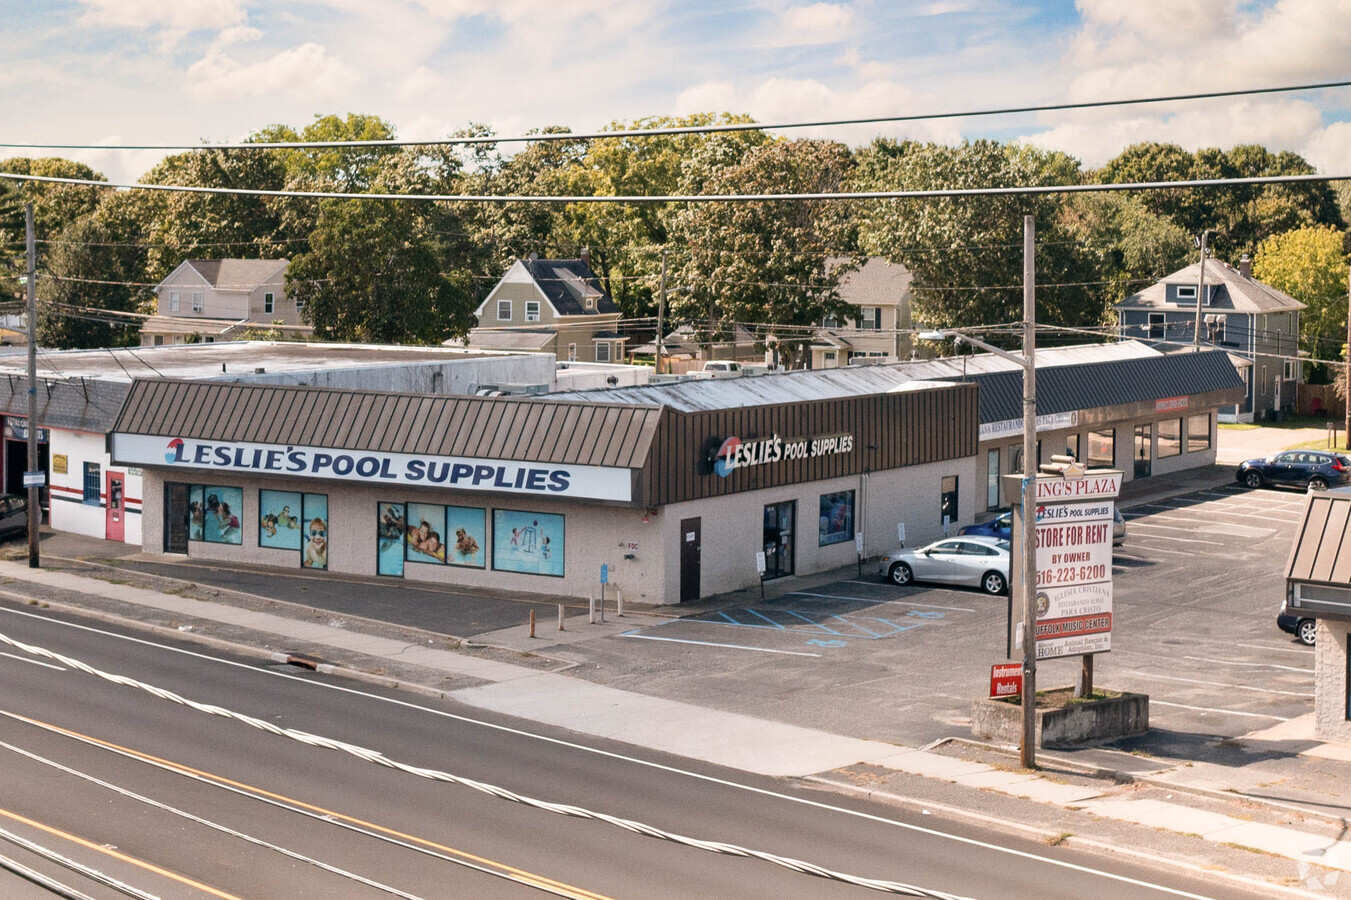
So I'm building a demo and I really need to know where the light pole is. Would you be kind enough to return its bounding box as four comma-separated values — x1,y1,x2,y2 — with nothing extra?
920,214,1038,768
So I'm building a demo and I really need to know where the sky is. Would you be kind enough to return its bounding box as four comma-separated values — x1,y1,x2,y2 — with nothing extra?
4,0,1351,184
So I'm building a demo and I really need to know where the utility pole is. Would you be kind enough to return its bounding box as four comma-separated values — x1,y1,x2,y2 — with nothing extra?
1345,265,1350,449
1020,214,1037,770
24,204,39,568
655,248,667,376
1192,231,1208,349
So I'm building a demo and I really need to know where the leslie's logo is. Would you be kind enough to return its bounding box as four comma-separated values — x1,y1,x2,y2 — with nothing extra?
713,437,742,477
165,438,185,463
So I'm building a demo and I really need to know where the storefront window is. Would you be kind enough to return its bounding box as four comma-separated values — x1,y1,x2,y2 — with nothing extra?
189,485,242,545
1087,429,1114,469
1158,418,1182,458
818,491,854,546
986,449,1000,510
258,490,327,568
1187,414,1211,452
493,510,564,577
1064,434,1079,462
940,476,958,531
378,502,406,577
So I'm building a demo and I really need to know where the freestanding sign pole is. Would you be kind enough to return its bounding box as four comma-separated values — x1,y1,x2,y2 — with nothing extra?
24,203,39,569
1019,214,1037,770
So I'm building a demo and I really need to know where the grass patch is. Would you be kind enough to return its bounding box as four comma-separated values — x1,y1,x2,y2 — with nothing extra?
1044,832,1071,847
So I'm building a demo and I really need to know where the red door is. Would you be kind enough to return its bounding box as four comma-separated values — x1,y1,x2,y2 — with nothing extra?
106,472,124,542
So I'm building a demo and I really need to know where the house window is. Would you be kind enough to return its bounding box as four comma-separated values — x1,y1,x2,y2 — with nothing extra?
153,335,164,346
168,291,179,312
191,292,203,313
497,299,511,321
585,297,596,310
857,307,881,330
567,343,577,362
823,351,837,364
83,462,101,505
295,295,305,312
1205,314,1226,344
1187,414,1211,452
1147,313,1165,340
204,337,214,343
595,342,611,363
525,301,540,322
264,292,274,314
1284,359,1298,381
822,314,839,328
1176,284,1197,304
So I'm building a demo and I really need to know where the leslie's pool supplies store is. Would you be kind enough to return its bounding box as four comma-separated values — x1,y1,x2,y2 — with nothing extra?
110,378,978,604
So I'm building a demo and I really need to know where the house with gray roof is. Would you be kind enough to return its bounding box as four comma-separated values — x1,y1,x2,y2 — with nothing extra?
1114,256,1303,422
464,256,625,364
143,259,311,347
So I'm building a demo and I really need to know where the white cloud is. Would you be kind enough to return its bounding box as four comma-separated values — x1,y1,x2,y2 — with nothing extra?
76,0,246,31
1302,122,1351,176
673,81,739,115
397,66,443,101
187,42,359,100
1074,0,1239,44
779,3,854,45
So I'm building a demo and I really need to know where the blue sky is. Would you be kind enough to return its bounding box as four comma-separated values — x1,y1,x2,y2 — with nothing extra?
4,0,1349,183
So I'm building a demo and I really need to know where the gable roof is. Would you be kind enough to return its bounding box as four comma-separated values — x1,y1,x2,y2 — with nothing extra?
0,376,130,433
519,258,619,316
163,259,289,292
832,257,912,308
1115,261,1304,314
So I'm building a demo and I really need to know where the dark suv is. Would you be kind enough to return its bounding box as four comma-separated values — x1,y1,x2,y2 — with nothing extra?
1237,450,1351,491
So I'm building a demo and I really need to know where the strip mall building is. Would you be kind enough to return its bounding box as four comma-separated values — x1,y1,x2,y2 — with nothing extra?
107,341,1244,604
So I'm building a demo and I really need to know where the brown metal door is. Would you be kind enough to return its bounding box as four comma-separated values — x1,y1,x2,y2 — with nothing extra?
679,517,701,603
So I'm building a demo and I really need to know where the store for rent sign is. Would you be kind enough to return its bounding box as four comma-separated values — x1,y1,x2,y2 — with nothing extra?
109,433,633,502
1032,499,1114,660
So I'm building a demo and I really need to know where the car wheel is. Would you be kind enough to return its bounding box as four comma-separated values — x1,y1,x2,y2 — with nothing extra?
1297,618,1317,646
1309,477,1329,491
1244,471,1263,489
888,562,913,586
982,571,1007,595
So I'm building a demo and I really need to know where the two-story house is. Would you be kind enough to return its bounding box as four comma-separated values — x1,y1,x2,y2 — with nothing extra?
809,257,915,369
465,256,625,363
1114,256,1303,422
143,259,309,346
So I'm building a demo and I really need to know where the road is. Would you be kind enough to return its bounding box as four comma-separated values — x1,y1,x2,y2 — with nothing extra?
0,601,1253,899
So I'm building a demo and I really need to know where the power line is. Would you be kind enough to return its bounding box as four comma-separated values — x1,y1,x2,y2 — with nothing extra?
3,80,1347,152
2,171,1349,204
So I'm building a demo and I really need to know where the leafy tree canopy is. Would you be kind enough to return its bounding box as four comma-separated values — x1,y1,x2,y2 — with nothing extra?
1252,224,1349,364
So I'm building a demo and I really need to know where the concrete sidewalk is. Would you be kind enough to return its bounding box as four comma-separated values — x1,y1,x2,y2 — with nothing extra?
4,556,1351,893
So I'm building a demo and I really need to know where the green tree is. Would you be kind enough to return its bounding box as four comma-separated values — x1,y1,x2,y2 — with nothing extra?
0,157,106,240
1061,193,1194,304
852,139,1101,336
286,198,472,345
1252,225,1349,371
666,137,857,367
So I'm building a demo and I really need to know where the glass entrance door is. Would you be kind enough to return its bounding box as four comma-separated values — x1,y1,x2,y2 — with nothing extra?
1134,424,1152,478
762,500,796,579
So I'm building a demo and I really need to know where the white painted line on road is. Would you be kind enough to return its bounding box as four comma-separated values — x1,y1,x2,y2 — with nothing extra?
619,632,822,657
808,589,977,612
1116,543,1191,556
1117,525,1227,544
1184,655,1312,673
1150,700,1290,721
0,651,63,670
1233,642,1313,656
1139,673,1313,698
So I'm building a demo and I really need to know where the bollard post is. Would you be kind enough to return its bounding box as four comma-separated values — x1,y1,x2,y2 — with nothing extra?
529,608,536,639
558,603,565,631
617,589,624,618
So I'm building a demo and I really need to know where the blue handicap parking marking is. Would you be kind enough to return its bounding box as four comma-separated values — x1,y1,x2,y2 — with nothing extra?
906,610,946,619
806,638,848,648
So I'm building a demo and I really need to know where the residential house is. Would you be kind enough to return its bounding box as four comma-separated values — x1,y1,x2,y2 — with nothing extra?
143,259,309,346
809,258,915,369
1114,256,1303,422
465,257,626,364
629,323,764,374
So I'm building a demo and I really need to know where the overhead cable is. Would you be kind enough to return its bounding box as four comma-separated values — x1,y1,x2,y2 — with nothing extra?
2,79,1347,151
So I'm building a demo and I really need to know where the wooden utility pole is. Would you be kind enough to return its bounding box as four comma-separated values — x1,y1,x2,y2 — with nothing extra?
1020,214,1037,770
655,248,668,375
1345,265,1350,449
24,204,39,568
1192,231,1208,349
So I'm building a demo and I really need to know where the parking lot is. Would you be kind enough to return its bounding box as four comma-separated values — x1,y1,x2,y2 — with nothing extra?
575,482,1313,749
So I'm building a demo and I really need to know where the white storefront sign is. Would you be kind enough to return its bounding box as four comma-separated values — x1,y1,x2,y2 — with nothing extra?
979,411,1078,440
1032,502,1113,660
110,433,633,502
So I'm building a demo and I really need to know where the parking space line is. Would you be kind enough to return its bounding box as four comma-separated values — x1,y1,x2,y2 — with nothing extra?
1184,655,1312,673
1139,673,1313,697
1150,700,1290,721
801,590,977,612
620,632,822,656
1116,543,1191,555
1118,525,1227,544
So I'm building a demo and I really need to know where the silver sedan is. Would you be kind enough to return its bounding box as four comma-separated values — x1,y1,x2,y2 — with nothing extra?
878,536,1011,594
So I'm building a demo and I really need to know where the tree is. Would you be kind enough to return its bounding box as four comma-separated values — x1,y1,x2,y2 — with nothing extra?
1061,193,1194,304
665,138,857,367
286,199,472,345
852,140,1103,337
1252,225,1349,373
0,157,106,240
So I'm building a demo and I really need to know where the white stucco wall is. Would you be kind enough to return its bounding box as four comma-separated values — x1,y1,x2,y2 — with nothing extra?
1315,620,1351,743
48,428,142,544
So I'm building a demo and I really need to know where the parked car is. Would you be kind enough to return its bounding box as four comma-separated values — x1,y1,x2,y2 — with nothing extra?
1277,599,1316,646
878,536,1010,594
1237,450,1351,491
960,506,1126,547
0,493,27,539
